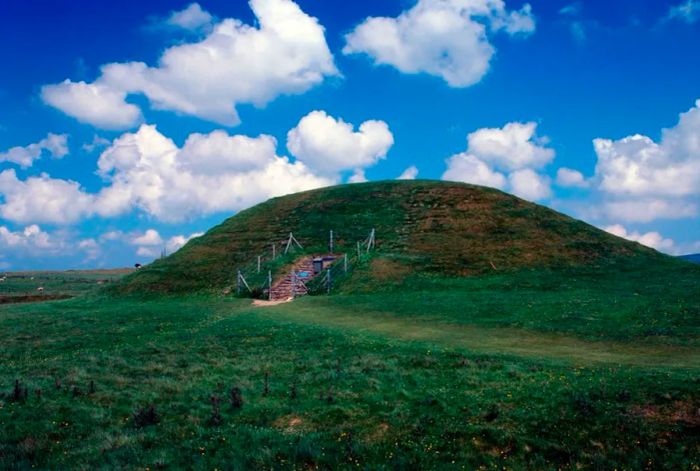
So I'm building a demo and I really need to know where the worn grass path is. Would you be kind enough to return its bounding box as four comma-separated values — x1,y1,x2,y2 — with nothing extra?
248,297,700,369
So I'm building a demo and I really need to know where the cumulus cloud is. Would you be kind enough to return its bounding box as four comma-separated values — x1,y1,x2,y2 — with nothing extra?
442,153,507,189
42,0,338,128
556,167,589,188
42,81,143,130
0,170,94,224
442,121,554,201
0,133,68,168
287,110,394,176
397,165,419,180
348,169,368,183
131,229,203,259
131,229,163,247
601,198,697,223
94,125,332,222
344,0,535,87
604,224,675,253
166,3,214,32
592,99,700,222
0,225,55,251
508,168,551,200
0,224,98,259
0,124,333,225
466,122,554,171
166,232,203,253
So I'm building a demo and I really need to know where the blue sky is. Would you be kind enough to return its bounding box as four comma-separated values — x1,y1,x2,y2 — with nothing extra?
1,0,700,270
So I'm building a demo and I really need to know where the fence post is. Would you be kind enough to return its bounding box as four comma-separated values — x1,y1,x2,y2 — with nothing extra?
329,230,334,253
257,255,261,273
268,270,272,301
327,269,332,294
272,244,276,260
344,253,348,273
357,241,361,258
236,270,241,295
291,271,296,298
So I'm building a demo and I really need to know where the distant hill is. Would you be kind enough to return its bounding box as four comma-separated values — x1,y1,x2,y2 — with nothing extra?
680,253,700,264
116,180,669,294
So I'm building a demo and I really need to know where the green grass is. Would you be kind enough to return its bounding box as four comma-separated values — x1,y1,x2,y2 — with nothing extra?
1,262,699,469
118,180,665,294
0,270,128,298
2,181,699,468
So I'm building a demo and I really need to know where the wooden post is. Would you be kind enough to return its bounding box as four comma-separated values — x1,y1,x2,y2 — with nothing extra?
236,270,241,295
272,244,276,260
291,271,296,298
327,269,332,294
268,270,272,301
257,255,261,273
329,230,334,253
344,253,348,273
357,241,361,258
285,232,293,254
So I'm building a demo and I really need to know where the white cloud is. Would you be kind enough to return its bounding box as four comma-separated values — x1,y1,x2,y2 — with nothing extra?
133,230,203,259
508,168,551,200
666,0,700,23
0,225,55,251
0,225,99,259
344,0,535,87
42,80,143,130
179,131,279,174
42,0,338,128
442,121,554,201
93,124,332,222
397,165,419,180
287,110,394,176
591,99,700,222
166,232,203,253
348,169,368,183
0,124,333,226
82,135,111,153
601,198,697,223
604,224,675,253
466,122,554,171
166,3,214,32
442,153,507,189
131,229,163,246
136,246,161,258
0,133,69,168
0,169,94,224
556,167,589,188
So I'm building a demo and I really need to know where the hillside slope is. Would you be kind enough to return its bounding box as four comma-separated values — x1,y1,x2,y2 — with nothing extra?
117,180,667,294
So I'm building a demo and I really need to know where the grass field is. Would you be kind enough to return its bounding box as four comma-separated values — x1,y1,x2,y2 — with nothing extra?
1,261,699,469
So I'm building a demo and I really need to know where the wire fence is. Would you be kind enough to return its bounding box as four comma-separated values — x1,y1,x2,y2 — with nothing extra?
233,229,376,299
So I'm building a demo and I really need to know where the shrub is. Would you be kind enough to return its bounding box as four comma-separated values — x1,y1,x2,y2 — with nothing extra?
133,405,159,428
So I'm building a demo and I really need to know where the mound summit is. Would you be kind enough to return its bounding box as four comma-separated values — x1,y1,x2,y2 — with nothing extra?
118,180,663,294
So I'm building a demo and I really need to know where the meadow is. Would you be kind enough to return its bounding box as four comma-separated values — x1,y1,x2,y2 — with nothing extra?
1,261,699,470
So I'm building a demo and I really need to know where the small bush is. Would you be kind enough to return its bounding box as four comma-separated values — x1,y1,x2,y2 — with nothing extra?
208,395,222,426
133,405,159,429
230,387,243,409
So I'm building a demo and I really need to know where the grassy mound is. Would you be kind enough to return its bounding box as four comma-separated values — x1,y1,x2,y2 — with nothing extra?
117,180,664,294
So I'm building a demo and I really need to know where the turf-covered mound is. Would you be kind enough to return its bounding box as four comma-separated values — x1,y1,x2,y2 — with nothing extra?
117,180,664,294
